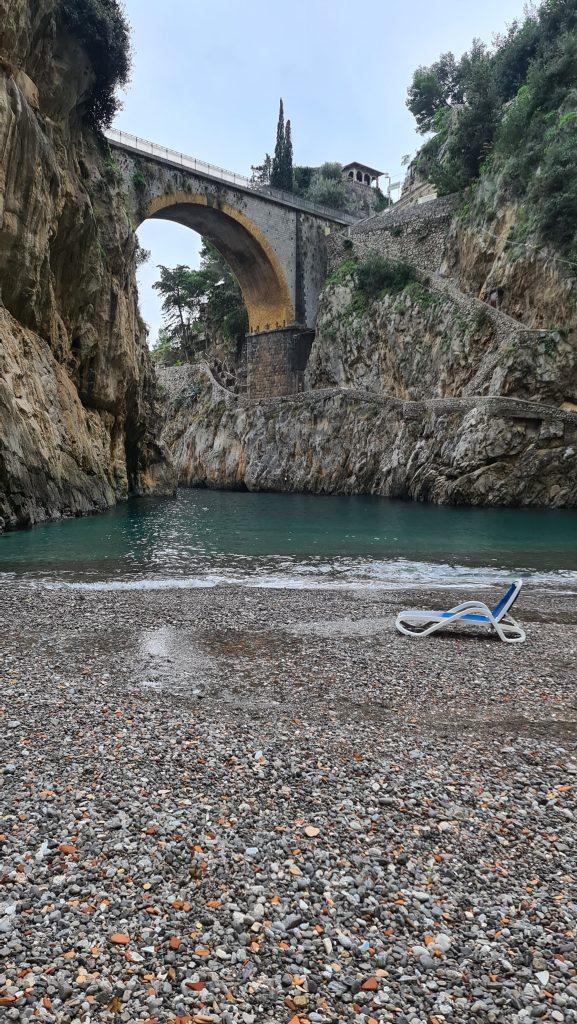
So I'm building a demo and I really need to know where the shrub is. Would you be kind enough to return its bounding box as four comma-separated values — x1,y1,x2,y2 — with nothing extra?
326,259,358,286
356,254,417,300
133,168,146,193
403,281,438,310
60,0,131,131
306,175,347,210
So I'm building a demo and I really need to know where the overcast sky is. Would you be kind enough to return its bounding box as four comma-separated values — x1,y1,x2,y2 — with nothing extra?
114,0,528,343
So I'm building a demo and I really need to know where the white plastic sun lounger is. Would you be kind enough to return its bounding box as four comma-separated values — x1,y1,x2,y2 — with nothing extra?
395,579,526,643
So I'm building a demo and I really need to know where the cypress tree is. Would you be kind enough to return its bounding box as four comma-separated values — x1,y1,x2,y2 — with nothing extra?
283,119,294,191
270,99,285,188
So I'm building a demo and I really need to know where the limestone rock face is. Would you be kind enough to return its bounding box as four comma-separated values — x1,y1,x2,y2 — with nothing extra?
443,192,577,335
306,274,577,407
161,367,577,508
0,0,175,531
157,169,577,509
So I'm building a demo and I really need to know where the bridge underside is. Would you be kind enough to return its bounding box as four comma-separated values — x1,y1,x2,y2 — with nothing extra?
145,193,319,398
148,194,294,334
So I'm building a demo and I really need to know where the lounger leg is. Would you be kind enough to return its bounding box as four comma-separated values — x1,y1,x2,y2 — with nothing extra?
395,616,446,638
494,614,526,644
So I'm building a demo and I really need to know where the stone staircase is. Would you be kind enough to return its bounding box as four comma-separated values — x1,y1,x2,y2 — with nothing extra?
209,355,247,396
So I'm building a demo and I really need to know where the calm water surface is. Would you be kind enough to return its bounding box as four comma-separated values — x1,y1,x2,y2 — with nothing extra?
1,489,576,590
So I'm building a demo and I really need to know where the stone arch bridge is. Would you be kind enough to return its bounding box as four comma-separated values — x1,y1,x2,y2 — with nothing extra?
106,130,357,398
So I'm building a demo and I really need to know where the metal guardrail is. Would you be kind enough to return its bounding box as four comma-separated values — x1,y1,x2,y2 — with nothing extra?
105,128,357,225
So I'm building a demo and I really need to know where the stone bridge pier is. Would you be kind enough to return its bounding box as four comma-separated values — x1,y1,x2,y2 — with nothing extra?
107,131,355,398
245,327,315,398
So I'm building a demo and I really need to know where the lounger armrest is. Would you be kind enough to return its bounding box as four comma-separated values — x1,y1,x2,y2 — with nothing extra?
447,599,494,616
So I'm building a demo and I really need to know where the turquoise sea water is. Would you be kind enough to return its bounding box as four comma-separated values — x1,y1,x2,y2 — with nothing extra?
1,489,577,589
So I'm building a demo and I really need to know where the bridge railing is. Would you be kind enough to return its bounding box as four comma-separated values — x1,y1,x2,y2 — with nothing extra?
104,128,357,225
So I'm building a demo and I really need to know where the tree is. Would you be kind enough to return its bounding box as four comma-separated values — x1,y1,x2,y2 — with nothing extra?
270,99,294,191
60,0,131,130
283,119,294,190
151,330,181,365
430,43,498,193
406,0,577,255
152,244,248,365
317,161,342,181
153,265,201,362
250,153,272,186
406,51,462,133
306,173,347,210
293,166,315,196
195,243,249,348
254,101,295,192
270,99,286,188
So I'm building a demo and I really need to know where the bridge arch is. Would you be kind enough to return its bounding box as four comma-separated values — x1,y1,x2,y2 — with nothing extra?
142,192,294,333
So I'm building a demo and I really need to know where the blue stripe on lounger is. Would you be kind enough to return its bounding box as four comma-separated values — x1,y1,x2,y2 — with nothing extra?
440,612,489,623
492,583,517,618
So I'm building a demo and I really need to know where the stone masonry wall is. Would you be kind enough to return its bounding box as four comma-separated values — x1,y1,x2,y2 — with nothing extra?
246,329,314,399
328,195,458,276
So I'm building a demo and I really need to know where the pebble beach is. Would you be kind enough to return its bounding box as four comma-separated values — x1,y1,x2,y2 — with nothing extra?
1,582,576,1023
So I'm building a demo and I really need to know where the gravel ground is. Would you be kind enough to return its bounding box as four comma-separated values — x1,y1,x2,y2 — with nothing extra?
1,582,576,1023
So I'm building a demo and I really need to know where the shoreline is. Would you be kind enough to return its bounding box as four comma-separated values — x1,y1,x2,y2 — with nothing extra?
1,583,576,1022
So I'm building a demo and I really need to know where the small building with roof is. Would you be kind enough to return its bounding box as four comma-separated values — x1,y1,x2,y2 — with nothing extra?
341,162,384,187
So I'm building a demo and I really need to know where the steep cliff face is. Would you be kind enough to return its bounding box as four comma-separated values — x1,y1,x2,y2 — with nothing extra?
444,200,577,335
161,366,577,508
306,272,577,407
0,0,175,530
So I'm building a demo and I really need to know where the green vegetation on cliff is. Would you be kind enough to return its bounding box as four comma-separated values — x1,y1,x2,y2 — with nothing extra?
327,253,420,315
294,163,346,210
252,109,388,212
60,0,131,129
408,0,577,258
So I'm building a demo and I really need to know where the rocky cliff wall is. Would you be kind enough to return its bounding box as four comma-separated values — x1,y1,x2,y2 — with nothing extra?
0,0,175,531
332,192,577,338
161,366,577,508
306,270,577,407
159,191,577,509
444,206,577,334
158,195,577,510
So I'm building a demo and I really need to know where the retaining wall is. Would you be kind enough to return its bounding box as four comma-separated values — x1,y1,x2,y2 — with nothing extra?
328,195,458,275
